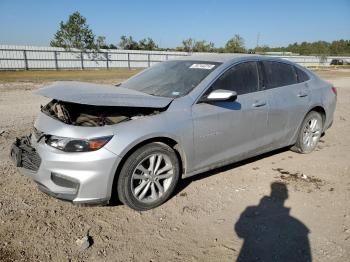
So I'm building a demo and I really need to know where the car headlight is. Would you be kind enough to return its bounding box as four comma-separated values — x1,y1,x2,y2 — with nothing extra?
46,135,113,152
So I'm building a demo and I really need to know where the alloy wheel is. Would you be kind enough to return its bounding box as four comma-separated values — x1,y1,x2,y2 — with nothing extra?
131,153,174,203
302,117,322,149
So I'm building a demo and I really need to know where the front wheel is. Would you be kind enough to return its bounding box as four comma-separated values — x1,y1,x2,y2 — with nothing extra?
117,142,180,210
291,111,323,154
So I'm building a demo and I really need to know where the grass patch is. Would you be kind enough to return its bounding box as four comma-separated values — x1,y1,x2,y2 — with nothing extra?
1,67,349,84
0,69,141,83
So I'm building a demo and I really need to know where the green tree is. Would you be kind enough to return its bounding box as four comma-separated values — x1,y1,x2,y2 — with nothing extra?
193,40,215,52
108,44,118,49
138,37,158,50
50,11,101,50
119,35,139,50
96,36,108,49
178,38,215,52
225,34,246,53
181,38,196,52
251,40,350,56
253,45,271,54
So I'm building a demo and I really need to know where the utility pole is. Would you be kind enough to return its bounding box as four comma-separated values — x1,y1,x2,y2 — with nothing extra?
256,32,260,49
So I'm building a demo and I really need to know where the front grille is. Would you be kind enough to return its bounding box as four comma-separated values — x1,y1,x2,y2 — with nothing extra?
22,148,41,171
10,136,41,172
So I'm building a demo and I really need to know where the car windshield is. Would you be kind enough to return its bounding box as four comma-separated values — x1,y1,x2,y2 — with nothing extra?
120,60,221,98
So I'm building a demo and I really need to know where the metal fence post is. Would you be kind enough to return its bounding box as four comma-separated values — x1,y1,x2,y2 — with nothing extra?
54,51,58,70
105,52,109,69
148,54,151,67
127,53,131,69
80,52,84,70
23,50,28,70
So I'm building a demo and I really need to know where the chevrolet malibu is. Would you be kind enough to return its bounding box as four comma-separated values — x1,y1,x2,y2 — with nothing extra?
10,55,337,210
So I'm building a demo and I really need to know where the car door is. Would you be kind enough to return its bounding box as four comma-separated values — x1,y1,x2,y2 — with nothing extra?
288,66,312,138
261,61,310,150
191,61,268,172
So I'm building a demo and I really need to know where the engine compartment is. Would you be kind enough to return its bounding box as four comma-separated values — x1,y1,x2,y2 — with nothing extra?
41,100,163,127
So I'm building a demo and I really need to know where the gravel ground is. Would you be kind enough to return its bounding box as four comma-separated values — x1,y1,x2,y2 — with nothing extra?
0,70,349,261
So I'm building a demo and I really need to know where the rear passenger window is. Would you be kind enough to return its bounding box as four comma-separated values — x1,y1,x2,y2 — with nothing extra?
210,62,259,95
295,67,310,83
262,61,298,88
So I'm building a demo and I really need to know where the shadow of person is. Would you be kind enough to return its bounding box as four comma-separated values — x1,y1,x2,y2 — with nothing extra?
234,182,311,262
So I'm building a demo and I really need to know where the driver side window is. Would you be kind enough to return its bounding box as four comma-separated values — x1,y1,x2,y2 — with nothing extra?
206,62,259,96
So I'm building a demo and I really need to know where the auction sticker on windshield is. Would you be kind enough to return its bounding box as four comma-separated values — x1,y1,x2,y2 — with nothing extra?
189,64,216,70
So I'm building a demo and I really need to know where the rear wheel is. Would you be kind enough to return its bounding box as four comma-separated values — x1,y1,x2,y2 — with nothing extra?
117,142,180,210
291,111,323,154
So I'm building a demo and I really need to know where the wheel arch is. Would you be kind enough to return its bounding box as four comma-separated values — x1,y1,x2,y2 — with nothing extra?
109,136,186,204
309,105,326,125
289,105,327,146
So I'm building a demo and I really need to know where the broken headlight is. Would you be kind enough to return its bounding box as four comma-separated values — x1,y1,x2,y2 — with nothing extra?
46,135,113,152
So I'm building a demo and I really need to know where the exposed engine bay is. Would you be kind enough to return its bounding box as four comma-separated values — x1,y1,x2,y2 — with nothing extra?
41,100,164,127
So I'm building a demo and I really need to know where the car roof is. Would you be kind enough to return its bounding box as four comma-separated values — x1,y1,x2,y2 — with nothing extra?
174,53,291,64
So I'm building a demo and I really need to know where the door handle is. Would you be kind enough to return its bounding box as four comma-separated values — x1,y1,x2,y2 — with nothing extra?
297,92,308,98
253,100,266,107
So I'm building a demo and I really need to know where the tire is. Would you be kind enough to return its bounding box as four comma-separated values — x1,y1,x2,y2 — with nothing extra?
117,142,180,211
291,111,323,154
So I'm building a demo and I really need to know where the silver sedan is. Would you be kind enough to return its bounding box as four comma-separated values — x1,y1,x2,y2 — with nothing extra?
10,55,337,210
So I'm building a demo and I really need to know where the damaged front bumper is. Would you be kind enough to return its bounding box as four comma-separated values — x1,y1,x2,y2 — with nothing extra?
10,136,41,172
10,135,121,205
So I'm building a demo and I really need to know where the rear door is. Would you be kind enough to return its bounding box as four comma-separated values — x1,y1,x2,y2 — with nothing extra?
261,61,310,149
191,61,268,172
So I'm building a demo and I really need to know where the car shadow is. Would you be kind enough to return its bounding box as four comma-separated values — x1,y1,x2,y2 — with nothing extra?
174,146,289,196
234,182,311,261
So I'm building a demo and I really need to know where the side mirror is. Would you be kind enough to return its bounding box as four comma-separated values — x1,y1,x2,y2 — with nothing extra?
201,89,237,102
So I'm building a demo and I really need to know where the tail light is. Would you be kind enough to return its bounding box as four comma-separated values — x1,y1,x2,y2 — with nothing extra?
331,86,337,96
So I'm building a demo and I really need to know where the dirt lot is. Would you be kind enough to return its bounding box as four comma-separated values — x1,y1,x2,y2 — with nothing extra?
0,69,349,261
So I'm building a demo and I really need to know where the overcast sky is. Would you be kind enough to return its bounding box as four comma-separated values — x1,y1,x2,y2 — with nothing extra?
0,0,349,48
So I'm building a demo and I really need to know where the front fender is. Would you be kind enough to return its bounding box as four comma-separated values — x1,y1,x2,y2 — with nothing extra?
104,110,194,176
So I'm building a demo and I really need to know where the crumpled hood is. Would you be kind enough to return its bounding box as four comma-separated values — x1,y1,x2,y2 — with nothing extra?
34,81,173,108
